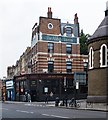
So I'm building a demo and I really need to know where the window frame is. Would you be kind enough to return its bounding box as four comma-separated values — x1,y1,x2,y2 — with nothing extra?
89,47,94,69
48,61,54,73
66,61,72,73
48,42,54,53
65,27,72,37
66,44,72,54
100,44,107,67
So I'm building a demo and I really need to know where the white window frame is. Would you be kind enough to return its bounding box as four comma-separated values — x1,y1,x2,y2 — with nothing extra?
100,44,107,67
89,47,94,69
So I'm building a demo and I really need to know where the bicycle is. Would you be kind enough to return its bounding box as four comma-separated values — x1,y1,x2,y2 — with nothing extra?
69,98,81,108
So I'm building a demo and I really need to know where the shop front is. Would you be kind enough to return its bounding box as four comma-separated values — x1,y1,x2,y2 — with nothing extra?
6,80,15,101
14,73,87,102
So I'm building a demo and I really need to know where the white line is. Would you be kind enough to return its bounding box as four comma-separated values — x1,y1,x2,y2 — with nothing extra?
51,114,69,119
16,110,30,114
2,108,8,110
30,112,34,114
42,114,51,117
42,114,69,119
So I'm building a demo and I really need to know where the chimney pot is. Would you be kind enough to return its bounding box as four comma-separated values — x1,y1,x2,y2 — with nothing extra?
105,1,108,16
74,13,78,24
47,7,52,18
106,1,108,10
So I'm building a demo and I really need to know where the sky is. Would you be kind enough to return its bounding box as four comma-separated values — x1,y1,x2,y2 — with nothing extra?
0,0,107,79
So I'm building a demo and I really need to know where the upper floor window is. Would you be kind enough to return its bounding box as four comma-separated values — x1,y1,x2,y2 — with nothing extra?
48,43,54,53
84,62,88,72
100,44,107,67
66,27,72,37
66,44,72,54
63,26,73,37
89,47,94,69
66,61,72,73
48,61,54,73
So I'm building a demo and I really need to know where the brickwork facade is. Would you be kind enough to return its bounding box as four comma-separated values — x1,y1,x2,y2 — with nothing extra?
87,5,108,103
39,17,61,35
31,41,87,74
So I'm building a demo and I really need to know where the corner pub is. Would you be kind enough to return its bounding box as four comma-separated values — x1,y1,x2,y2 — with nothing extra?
10,8,88,102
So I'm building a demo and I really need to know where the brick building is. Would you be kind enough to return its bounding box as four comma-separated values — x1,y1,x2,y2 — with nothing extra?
31,7,87,74
7,65,15,79
0,80,2,100
87,3,108,103
13,8,88,102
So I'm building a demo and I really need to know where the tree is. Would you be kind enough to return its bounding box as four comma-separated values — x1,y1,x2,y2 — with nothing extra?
80,30,91,55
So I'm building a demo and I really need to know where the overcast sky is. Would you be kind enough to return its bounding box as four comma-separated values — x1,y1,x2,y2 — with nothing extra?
0,0,107,79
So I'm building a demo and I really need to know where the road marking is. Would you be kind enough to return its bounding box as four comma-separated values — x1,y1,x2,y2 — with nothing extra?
42,114,69,119
16,110,34,114
25,104,46,107
42,114,51,117
2,108,8,110
30,112,34,114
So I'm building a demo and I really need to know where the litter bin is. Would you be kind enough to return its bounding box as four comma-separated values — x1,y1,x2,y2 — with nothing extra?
55,97,59,106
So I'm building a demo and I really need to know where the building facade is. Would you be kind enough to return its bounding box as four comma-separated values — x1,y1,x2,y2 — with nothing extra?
7,65,15,79
31,7,88,74
87,3,108,103
13,8,88,102
8,7,88,102
5,79,15,101
0,80,2,100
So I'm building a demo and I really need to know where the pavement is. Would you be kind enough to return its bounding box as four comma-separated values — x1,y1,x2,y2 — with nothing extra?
2,99,108,112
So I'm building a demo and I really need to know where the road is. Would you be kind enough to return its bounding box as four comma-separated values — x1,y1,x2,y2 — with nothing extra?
1,102,107,120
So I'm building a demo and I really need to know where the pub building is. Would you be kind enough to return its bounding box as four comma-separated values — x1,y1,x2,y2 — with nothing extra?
13,7,88,102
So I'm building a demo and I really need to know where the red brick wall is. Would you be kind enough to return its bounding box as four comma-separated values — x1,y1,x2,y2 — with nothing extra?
31,41,87,73
39,17,61,35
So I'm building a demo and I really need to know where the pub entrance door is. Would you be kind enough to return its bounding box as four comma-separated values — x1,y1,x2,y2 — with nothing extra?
31,90,37,101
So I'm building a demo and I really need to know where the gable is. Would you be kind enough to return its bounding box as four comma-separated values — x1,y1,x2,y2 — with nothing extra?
39,17,61,35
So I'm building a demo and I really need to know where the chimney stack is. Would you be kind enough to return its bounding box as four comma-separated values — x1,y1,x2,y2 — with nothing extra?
47,7,52,18
74,13,79,24
105,1,108,16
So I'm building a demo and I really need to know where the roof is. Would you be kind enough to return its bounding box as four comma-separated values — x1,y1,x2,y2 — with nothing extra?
89,15,108,41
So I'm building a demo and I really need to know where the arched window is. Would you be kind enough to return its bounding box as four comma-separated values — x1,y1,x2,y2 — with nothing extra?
89,47,94,69
100,44,107,67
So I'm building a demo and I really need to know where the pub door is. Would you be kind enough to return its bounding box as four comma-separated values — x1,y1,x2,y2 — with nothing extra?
31,90,37,102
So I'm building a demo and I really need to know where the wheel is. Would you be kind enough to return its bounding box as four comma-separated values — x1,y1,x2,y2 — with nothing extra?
76,102,80,108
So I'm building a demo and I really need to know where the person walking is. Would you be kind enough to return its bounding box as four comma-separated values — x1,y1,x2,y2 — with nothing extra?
45,93,48,104
27,93,31,102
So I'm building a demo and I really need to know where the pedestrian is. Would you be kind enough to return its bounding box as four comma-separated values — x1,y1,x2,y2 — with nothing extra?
27,93,31,102
50,91,53,100
45,93,48,104
55,97,59,106
2,96,4,103
65,97,68,107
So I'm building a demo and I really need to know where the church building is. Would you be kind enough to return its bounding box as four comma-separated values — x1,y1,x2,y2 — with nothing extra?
87,2,108,103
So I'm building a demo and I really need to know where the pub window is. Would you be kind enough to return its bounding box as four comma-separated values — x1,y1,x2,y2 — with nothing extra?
66,61,72,73
66,44,72,54
89,47,94,69
48,43,54,53
48,61,54,73
100,44,107,67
